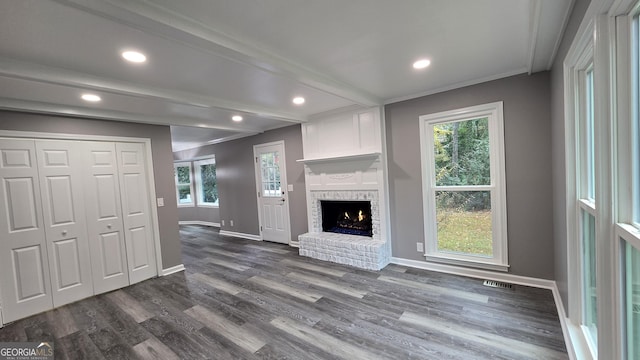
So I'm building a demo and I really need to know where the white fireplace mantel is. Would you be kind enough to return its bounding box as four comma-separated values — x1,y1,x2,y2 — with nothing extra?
298,106,391,270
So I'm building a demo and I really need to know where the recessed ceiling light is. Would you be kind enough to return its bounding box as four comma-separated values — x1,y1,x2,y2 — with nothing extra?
413,59,431,69
232,115,243,122
121,51,147,63
292,96,305,105
81,94,101,102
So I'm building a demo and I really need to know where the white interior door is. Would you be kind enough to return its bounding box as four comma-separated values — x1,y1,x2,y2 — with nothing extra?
254,141,291,244
0,138,53,322
35,140,93,307
116,142,157,284
83,141,130,294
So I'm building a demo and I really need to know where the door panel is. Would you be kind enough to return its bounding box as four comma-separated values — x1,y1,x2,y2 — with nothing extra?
0,138,53,322
100,232,125,277
12,245,47,300
36,140,93,307
116,142,157,284
254,142,290,244
83,141,129,294
46,176,75,225
5,177,39,231
53,238,82,288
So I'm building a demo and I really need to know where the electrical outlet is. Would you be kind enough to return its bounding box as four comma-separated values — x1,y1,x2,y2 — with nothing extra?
230,220,234,227
221,220,225,226
416,242,424,252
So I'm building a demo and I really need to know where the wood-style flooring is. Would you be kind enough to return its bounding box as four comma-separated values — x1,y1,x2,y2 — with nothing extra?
0,225,568,359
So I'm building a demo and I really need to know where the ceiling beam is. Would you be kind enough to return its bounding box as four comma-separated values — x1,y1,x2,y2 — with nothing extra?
0,98,264,133
0,57,305,124
53,0,381,107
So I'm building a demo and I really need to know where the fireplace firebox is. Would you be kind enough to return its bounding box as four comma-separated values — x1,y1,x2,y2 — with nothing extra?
321,200,373,237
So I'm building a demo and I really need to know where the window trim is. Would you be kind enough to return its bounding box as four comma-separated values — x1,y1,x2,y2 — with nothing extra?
193,157,219,208
174,161,195,207
418,101,508,271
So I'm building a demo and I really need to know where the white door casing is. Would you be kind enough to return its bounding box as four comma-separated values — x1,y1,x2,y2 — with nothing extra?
254,141,291,244
35,140,94,307
83,141,130,294
0,138,53,322
116,142,158,284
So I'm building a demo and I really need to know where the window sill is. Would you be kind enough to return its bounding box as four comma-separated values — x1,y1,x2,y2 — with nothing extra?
197,204,219,208
424,254,509,272
177,204,195,208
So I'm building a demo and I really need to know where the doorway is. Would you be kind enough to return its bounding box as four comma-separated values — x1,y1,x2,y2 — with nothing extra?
253,141,291,244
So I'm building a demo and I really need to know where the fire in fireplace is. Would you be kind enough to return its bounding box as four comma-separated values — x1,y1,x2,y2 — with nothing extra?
320,200,373,237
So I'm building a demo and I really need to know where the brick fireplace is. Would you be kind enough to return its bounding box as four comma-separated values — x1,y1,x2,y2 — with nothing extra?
297,107,390,270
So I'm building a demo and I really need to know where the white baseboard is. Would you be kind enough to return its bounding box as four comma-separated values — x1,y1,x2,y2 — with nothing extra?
161,264,185,276
179,221,220,227
390,256,576,359
390,257,555,289
219,230,262,241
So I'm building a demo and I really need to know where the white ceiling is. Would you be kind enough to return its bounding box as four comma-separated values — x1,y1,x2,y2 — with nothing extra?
0,0,573,151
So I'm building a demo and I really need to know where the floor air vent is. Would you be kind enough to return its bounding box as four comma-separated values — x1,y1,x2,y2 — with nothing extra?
483,280,513,289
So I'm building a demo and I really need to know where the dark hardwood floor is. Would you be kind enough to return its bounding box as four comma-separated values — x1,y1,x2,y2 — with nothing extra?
0,225,568,359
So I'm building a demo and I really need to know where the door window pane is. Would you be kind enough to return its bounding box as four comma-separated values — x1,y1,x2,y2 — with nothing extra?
582,209,597,343
436,191,492,257
433,117,490,186
260,151,281,197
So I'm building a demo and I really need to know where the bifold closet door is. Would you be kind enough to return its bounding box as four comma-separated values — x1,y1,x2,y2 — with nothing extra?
83,141,129,294
116,142,157,284
0,138,53,323
35,140,93,307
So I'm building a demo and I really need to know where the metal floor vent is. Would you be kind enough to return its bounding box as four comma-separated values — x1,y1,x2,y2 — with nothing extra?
483,280,513,289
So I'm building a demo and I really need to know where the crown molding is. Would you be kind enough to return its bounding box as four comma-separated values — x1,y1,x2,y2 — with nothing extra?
383,68,527,105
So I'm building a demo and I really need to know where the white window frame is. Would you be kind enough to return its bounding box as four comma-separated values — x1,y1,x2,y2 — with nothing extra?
419,101,508,272
617,4,640,359
194,157,218,207
174,161,194,207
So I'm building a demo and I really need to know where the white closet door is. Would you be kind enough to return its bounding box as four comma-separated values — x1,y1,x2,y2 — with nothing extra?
116,142,157,284
36,140,93,307
0,138,53,322
83,141,129,294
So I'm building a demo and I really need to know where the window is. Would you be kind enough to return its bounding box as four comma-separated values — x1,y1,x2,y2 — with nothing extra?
174,162,194,206
578,66,598,346
194,157,218,207
419,102,508,270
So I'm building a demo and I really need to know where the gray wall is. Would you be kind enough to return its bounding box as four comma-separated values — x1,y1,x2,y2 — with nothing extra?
178,206,221,225
0,111,183,269
385,72,554,279
174,124,307,242
551,0,592,311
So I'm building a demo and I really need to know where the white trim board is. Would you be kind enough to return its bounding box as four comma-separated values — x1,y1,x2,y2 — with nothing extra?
389,257,576,360
161,264,186,276
219,230,262,241
179,221,220,227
